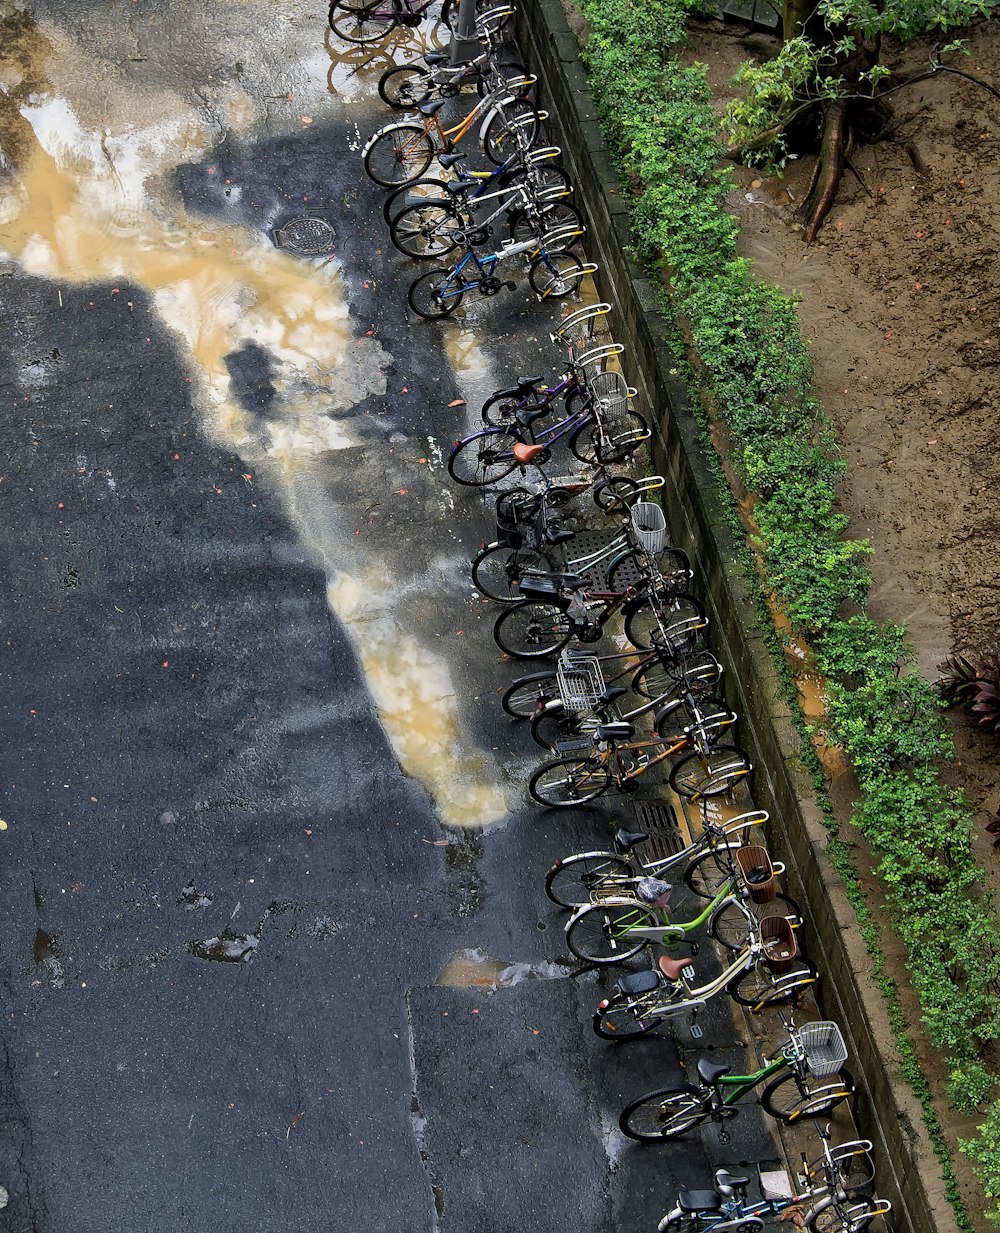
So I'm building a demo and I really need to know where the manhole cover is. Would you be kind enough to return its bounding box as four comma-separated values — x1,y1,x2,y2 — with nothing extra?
273,216,337,255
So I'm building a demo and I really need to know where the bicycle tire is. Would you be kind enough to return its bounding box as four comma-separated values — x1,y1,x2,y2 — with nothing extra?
501,669,558,718
442,0,513,31
329,0,392,42
544,850,631,908
668,746,754,800
480,390,545,427
475,59,529,98
593,476,641,512
566,901,656,964
606,547,690,595
808,1199,885,1233
592,411,651,465
493,600,573,659
624,596,708,656
593,990,665,1041
683,845,744,898
529,252,586,299
507,202,583,248
408,268,462,319
709,892,801,951
654,703,736,745
727,958,818,1009
378,63,433,108
806,1141,876,1198
390,200,463,259
363,124,435,187
472,543,552,603
530,705,602,752
447,428,520,487
499,162,573,196
482,98,541,163
619,1086,709,1142
528,756,611,807
383,177,451,225
631,648,722,704
760,1069,855,1123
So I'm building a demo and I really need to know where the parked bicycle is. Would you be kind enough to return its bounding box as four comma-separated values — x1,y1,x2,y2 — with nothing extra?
618,1017,855,1141
329,0,507,43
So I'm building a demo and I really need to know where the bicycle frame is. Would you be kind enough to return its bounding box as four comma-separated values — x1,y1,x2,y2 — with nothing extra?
582,877,740,947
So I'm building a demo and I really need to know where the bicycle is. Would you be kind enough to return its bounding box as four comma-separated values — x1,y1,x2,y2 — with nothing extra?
527,717,753,806
657,1125,890,1233
478,340,625,426
408,227,596,318
363,88,541,186
329,0,508,43
618,1017,856,1141
592,907,814,1033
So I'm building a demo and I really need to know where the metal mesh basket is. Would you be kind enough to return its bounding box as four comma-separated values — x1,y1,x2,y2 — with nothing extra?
588,369,630,423
630,502,666,553
798,1021,849,1077
557,651,605,712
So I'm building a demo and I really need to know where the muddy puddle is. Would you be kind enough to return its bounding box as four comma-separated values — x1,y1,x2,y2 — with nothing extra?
436,947,571,988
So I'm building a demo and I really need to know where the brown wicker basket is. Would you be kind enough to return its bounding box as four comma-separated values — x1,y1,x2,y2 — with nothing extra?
760,914,798,974
736,844,776,903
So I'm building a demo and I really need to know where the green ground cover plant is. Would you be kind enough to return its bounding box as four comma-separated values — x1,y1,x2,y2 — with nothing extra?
573,0,1000,1215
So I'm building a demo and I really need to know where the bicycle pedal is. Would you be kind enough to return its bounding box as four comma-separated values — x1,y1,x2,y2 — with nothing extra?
504,280,517,291
688,1023,704,1039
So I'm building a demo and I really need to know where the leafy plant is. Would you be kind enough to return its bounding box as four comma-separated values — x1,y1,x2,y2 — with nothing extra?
939,650,1000,734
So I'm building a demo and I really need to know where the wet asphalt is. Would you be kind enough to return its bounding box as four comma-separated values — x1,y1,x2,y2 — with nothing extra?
0,4,780,1230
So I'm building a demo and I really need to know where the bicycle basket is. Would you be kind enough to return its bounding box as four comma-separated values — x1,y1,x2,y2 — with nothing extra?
630,502,666,554
736,844,776,904
557,651,605,712
798,1021,849,1077
588,369,630,423
759,913,798,973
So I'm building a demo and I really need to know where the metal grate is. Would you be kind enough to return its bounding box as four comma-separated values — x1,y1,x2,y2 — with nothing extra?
555,528,621,588
630,799,685,858
273,216,337,255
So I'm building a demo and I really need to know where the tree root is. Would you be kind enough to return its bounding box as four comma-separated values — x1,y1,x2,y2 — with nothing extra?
802,98,850,243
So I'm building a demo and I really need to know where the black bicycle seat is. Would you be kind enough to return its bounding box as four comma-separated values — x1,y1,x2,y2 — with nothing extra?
438,151,467,167
601,685,629,704
418,99,448,116
596,721,634,741
697,1058,732,1085
423,49,449,64
613,827,648,852
678,1192,723,1214
516,374,543,387
545,527,575,545
445,180,470,195
617,969,660,996
516,406,550,428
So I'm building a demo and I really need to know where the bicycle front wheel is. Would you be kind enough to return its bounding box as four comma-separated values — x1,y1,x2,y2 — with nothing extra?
530,705,601,752
727,958,819,1008
761,1069,855,1122
494,600,572,659
805,1141,876,1198
607,547,688,594
390,201,463,259
668,746,754,800
624,596,707,655
472,544,552,603
442,0,513,31
507,202,583,247
567,902,655,964
709,892,802,951
482,98,541,163
408,268,462,319
528,756,611,807
447,429,520,487
364,124,434,187
529,252,585,299
378,63,432,108
329,0,390,42
683,844,743,898
501,669,558,718
808,1199,887,1233
619,1087,708,1142
544,850,631,908
594,991,664,1040
631,647,722,703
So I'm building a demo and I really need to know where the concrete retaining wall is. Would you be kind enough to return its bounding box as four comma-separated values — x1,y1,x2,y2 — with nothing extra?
514,4,955,1232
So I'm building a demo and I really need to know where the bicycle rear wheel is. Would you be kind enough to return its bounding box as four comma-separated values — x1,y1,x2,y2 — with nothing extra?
472,543,552,603
493,600,573,659
544,850,631,908
390,201,463,259
619,1087,708,1142
566,902,655,964
809,1198,888,1233
530,705,602,751
709,892,801,950
447,429,520,486
364,124,435,187
631,648,722,703
408,268,462,319
683,844,743,898
480,390,545,427
501,669,558,718
668,746,753,800
329,0,391,41
528,756,611,807
378,63,433,108
593,991,664,1040
577,412,650,465
508,202,583,247
442,0,513,31
383,177,451,225
529,252,585,299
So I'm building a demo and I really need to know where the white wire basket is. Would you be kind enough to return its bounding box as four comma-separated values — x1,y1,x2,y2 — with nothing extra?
630,502,666,553
798,1021,849,1077
557,651,606,712
589,369,631,423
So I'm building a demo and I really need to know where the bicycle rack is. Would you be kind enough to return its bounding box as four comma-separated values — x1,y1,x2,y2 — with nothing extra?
551,302,612,348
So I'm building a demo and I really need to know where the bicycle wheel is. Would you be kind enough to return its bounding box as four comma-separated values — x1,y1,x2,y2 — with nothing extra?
390,201,463,259
632,648,722,703
668,746,754,800
482,98,541,163
408,268,462,319
655,704,736,745
588,412,651,465
329,0,391,42
594,991,665,1040
501,669,558,718
475,59,529,97
530,705,602,751
529,252,585,299
544,850,631,908
567,902,655,964
442,0,513,31
494,601,573,659
480,390,543,427
760,1069,855,1122
619,1087,708,1142
683,845,743,898
809,1199,886,1233
624,596,708,655
709,893,802,951
594,476,641,512
727,959,818,1009
363,124,434,187
508,202,583,247
607,547,683,593
447,429,520,486
806,1141,876,1198
378,63,432,108
472,544,552,603
383,177,451,225
528,756,611,807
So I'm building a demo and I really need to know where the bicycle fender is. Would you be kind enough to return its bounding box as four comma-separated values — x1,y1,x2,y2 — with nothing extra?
478,96,521,142
362,123,416,156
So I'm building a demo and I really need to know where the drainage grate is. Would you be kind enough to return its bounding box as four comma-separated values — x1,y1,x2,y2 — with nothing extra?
554,529,620,588
273,216,337,255
631,798,684,858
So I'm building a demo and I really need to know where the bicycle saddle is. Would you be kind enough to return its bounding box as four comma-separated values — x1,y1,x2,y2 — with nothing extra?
596,721,634,741
445,180,471,195
617,968,660,996
516,406,550,428
658,955,694,981
677,1192,723,1214
613,827,648,852
438,151,467,167
601,685,629,705
512,442,546,464
714,1170,751,1190
516,374,543,388
696,1058,732,1085
423,49,449,64
544,527,575,546
418,99,448,115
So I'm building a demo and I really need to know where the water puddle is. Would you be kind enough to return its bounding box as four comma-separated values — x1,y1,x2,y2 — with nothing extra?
177,883,214,910
189,928,259,963
435,947,572,987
